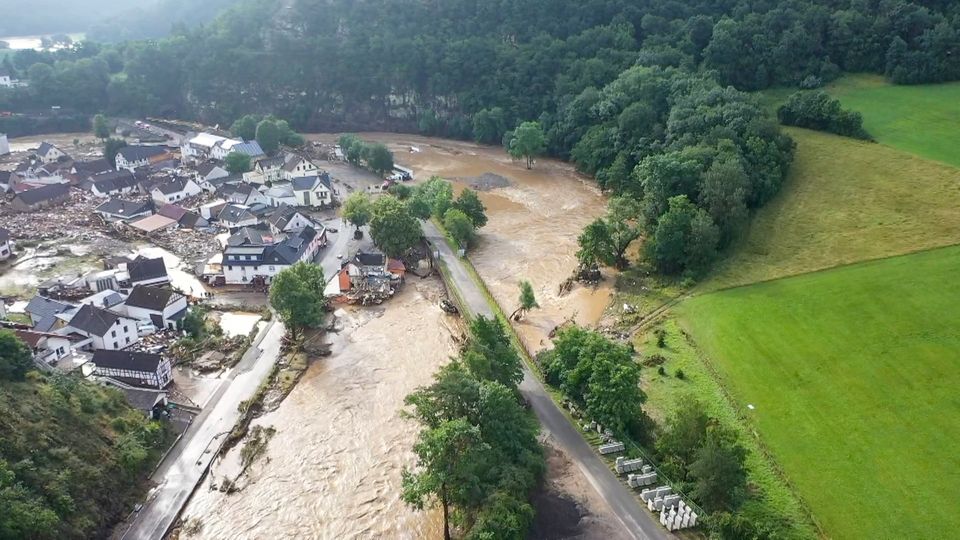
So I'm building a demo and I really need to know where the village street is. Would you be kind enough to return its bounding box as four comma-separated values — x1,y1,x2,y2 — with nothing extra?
121,320,285,540
423,220,670,540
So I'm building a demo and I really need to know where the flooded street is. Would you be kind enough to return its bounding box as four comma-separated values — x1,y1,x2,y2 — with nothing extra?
180,279,453,539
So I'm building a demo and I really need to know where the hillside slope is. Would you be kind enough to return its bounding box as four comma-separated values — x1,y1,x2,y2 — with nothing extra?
0,374,167,539
703,127,960,291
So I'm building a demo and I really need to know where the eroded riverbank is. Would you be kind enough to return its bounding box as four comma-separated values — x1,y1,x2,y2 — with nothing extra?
179,279,453,539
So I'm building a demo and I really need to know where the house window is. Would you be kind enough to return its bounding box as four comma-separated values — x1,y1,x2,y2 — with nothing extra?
228,265,233,270
111,330,116,338
125,337,130,344
113,342,118,349
123,326,128,333
269,266,275,271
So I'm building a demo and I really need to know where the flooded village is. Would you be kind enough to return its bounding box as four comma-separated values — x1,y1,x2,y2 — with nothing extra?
0,123,626,539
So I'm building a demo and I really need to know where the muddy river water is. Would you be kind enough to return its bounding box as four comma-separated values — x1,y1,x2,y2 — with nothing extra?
180,136,617,539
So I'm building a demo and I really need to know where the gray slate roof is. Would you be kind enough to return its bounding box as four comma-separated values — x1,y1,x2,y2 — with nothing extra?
15,183,70,206
125,285,182,311
93,350,163,372
127,257,168,283
69,304,122,336
26,296,74,320
117,145,168,163
96,198,154,218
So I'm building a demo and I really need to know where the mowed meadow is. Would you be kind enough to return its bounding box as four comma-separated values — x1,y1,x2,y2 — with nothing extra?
670,78,960,538
678,246,960,539
829,74,960,168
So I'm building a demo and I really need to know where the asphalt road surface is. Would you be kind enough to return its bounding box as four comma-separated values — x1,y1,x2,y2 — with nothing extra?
423,221,670,540
121,320,286,540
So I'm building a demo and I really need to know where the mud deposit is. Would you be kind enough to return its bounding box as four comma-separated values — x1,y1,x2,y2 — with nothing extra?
366,134,613,354
180,279,453,539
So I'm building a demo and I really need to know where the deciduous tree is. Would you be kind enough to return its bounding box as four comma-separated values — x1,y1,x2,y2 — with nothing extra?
92,113,109,139
370,195,422,258
342,191,372,229
224,151,252,174
453,188,487,228
506,121,546,169
268,262,327,341
443,208,475,249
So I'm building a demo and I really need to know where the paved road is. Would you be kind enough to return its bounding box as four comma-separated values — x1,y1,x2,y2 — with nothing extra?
314,220,372,281
121,320,286,540
423,221,670,540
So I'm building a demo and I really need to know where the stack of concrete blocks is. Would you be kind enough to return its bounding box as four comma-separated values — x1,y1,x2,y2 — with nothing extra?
645,485,673,511
627,471,658,488
615,456,644,474
598,441,625,455
659,499,698,531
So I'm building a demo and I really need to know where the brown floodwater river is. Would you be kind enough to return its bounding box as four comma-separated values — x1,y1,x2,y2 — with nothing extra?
180,135,617,539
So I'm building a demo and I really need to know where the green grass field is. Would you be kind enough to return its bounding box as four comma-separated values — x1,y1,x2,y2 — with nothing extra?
827,74,960,168
704,127,960,290
677,245,960,539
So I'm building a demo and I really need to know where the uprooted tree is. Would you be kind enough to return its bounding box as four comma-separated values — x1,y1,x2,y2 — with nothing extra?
510,280,539,321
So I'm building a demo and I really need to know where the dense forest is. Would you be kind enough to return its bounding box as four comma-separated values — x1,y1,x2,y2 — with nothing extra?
1,0,957,275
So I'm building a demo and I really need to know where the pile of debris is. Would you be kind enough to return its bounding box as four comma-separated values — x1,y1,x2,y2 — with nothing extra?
0,191,103,240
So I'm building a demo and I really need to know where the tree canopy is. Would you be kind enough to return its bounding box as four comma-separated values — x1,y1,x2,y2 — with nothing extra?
268,262,327,340
369,195,422,258
506,121,546,169
341,191,373,229
224,151,252,174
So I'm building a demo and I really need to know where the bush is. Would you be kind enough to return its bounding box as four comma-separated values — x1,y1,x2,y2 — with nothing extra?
777,91,871,139
675,368,685,379
657,365,667,376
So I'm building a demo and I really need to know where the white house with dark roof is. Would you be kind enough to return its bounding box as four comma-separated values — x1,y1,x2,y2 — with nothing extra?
282,154,318,180
218,204,259,230
222,226,325,284
91,350,172,388
265,205,317,234
244,155,286,185
195,161,229,189
64,304,139,350
115,145,170,171
217,182,269,206
292,174,333,207
122,285,188,330
36,142,67,164
0,227,12,260
87,170,140,197
150,178,202,204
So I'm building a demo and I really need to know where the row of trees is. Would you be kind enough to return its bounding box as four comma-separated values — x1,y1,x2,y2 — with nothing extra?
343,176,489,256
230,114,305,154
777,91,871,140
403,316,542,540
338,134,394,176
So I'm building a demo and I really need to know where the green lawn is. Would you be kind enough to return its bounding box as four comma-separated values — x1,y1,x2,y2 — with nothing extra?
826,74,960,169
676,245,960,540
704,127,960,290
